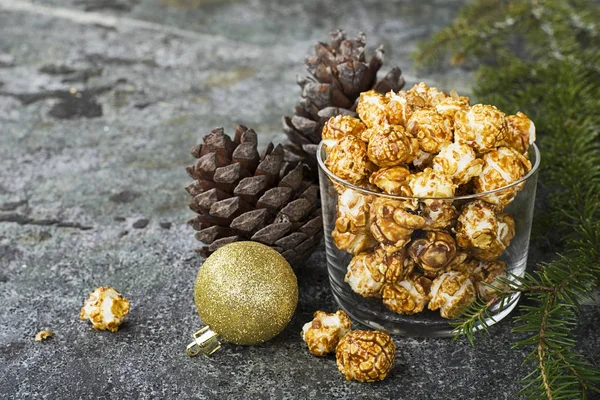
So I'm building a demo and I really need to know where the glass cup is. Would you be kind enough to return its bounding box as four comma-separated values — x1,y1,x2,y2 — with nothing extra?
317,142,540,337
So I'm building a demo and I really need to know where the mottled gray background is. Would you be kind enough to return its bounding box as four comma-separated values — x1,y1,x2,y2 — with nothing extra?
0,0,598,399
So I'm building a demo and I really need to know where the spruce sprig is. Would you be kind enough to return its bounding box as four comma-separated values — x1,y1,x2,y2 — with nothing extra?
415,1,600,399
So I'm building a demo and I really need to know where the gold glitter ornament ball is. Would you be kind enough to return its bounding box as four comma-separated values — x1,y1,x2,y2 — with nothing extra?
194,241,298,345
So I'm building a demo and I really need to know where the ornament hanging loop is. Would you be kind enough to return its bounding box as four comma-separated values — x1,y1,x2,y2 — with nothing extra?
186,326,221,357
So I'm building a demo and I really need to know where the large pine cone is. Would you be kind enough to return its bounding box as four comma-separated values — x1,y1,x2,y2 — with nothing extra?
283,29,405,175
185,125,323,266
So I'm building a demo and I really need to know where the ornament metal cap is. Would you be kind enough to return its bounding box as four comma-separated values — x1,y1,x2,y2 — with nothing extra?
186,326,221,357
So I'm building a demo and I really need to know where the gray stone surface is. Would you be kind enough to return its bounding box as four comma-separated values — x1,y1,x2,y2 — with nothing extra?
0,1,598,399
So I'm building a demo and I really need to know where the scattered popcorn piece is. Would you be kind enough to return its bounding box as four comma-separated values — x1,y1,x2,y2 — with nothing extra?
367,125,419,167
345,253,385,297
381,274,432,315
500,112,536,155
336,330,396,382
429,271,476,319
369,166,411,195
80,287,130,332
322,115,367,149
474,146,532,207
405,167,456,198
356,90,389,128
406,108,453,154
301,310,352,356
325,135,375,184
432,142,484,185
369,197,424,249
471,260,509,300
419,199,457,231
454,104,507,153
34,330,53,342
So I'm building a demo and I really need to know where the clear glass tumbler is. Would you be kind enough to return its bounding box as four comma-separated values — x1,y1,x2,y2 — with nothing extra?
317,142,540,337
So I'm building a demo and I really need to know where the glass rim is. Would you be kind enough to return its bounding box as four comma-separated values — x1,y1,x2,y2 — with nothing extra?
316,141,541,201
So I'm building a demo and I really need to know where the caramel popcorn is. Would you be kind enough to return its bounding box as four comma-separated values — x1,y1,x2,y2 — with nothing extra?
405,167,456,198
472,260,508,300
420,199,457,231
345,253,385,297
325,136,375,185
429,271,476,319
80,287,130,332
332,188,377,254
369,197,424,249
369,166,411,195
455,200,502,251
385,90,426,126
322,115,367,149
470,213,515,261
34,330,53,342
357,90,389,128
408,231,457,278
500,112,536,154
301,310,352,356
367,125,419,167
432,142,484,185
406,108,453,154
474,146,532,207
434,92,470,121
336,330,396,382
454,104,507,153
412,149,434,170
381,275,432,315
446,252,478,274
373,245,414,283
406,82,447,106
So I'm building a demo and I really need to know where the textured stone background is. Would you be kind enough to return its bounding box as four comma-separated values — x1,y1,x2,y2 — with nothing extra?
0,1,598,399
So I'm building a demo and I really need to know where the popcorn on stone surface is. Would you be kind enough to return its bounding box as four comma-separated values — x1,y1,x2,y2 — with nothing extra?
369,197,424,249
501,112,536,155
369,166,411,195
345,253,385,297
408,231,458,278
80,287,130,332
474,146,532,207
454,104,507,153
325,135,375,185
336,330,396,382
406,108,453,154
367,125,419,167
381,274,432,315
428,271,476,319
356,90,389,128
34,330,53,342
472,260,509,301
432,142,484,185
301,310,352,356
321,115,367,149
405,167,456,198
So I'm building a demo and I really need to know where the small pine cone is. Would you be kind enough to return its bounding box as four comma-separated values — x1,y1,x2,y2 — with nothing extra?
336,330,396,382
185,126,323,266
283,30,405,179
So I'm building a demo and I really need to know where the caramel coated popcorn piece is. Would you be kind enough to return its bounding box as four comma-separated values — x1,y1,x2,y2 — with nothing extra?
336,330,396,382
385,90,426,126
80,287,130,332
367,125,419,167
500,112,536,154
405,167,456,198
454,104,507,153
432,142,484,185
369,197,424,249
34,330,53,342
373,245,414,283
406,82,447,106
406,108,453,154
325,135,375,185
369,166,411,195
471,213,515,261
474,146,532,207
345,253,385,297
301,310,352,356
332,189,377,254
412,149,434,171
357,90,389,128
322,115,367,149
408,231,457,278
434,91,470,121
472,260,508,300
429,271,476,319
419,199,457,231
381,275,432,315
